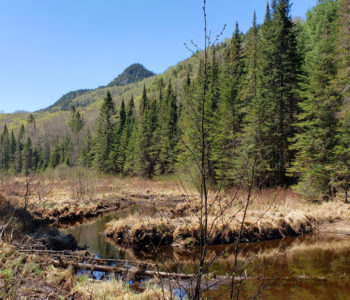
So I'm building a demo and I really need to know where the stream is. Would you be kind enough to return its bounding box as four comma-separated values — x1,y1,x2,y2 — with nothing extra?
62,209,350,299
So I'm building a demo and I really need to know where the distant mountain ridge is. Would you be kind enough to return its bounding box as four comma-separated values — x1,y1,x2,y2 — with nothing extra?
107,63,155,87
41,63,155,112
40,89,92,112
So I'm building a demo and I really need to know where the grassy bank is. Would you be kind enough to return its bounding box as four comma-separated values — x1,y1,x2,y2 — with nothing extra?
104,189,350,248
0,168,187,224
0,242,169,299
2,169,350,247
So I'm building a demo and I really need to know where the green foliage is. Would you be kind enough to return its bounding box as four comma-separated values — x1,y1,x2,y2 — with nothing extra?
107,63,155,87
237,0,302,187
289,0,340,199
134,90,159,178
1,0,349,202
69,106,84,134
211,23,245,185
94,91,117,172
42,89,92,112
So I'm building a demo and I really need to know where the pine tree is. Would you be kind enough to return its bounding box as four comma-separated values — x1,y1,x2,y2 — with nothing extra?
94,91,116,172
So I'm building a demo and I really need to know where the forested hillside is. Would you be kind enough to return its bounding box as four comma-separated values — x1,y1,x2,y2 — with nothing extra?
0,0,349,201
40,89,92,112
107,63,155,87
40,64,155,113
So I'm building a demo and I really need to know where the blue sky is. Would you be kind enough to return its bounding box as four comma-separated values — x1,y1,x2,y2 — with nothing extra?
0,0,317,113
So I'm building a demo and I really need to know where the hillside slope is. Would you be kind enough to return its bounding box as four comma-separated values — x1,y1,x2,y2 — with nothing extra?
40,64,155,113
40,89,92,112
0,42,227,132
107,63,155,87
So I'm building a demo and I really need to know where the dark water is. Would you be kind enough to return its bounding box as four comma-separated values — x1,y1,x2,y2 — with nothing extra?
62,211,350,299
62,208,137,260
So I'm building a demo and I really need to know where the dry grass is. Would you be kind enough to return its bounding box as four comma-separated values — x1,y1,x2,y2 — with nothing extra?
105,186,350,247
0,169,193,217
2,169,350,240
72,277,171,300
0,242,171,299
0,242,74,299
105,206,314,248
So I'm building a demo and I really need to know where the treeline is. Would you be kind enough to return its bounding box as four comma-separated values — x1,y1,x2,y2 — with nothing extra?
0,0,349,201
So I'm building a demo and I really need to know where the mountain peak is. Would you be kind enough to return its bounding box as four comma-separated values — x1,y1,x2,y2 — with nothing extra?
107,63,155,87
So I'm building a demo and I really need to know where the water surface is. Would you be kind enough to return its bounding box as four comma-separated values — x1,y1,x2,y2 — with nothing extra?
62,210,350,299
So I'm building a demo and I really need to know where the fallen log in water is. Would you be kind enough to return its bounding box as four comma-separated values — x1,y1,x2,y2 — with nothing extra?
18,248,329,285
52,259,200,280
17,248,155,268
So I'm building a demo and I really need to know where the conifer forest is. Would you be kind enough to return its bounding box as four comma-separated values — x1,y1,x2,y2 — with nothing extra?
1,0,349,201
1,0,350,299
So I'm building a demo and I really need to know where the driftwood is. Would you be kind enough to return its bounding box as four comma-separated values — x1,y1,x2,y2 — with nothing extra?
52,259,201,280
17,248,329,284
17,248,155,269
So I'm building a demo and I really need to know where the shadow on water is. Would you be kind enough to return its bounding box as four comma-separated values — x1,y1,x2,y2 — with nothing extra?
61,210,350,299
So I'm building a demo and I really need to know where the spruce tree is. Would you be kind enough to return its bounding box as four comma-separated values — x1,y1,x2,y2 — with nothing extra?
155,82,179,175
109,99,126,173
177,69,204,185
239,1,301,187
140,85,149,115
49,143,61,168
94,91,116,172
290,0,339,199
80,130,94,168
241,12,258,108
135,97,158,178
69,105,84,134
27,114,36,133
15,133,23,173
211,22,245,185
329,0,350,201
9,129,16,166
23,137,33,175
0,125,10,170
122,96,137,174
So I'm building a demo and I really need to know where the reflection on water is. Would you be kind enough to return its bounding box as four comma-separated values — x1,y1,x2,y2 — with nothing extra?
62,210,350,299
62,208,138,259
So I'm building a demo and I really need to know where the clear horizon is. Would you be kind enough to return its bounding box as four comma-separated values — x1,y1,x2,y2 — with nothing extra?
0,0,316,113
